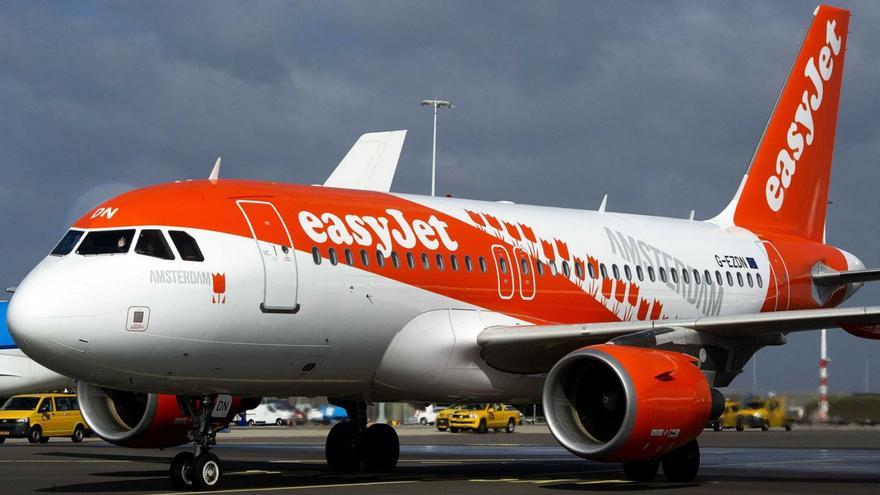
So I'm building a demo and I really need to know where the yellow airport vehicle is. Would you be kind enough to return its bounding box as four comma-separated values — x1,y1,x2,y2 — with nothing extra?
434,405,455,431
447,403,522,434
0,393,89,443
708,400,742,431
736,397,794,431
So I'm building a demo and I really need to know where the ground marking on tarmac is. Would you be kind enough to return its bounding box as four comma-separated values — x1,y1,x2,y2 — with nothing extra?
706,458,847,468
153,480,418,495
0,460,130,463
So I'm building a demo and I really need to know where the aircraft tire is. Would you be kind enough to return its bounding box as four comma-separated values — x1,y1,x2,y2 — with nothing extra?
623,459,660,482
661,440,700,482
191,452,222,491
325,422,361,472
361,423,399,472
169,452,195,491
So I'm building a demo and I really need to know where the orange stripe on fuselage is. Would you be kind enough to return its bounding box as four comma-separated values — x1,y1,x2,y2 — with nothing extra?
74,180,621,325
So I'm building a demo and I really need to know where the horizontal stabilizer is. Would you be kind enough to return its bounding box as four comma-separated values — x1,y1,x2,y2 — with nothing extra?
813,268,880,286
323,130,407,192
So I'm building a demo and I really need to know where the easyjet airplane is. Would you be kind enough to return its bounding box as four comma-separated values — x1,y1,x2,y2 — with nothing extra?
6,4,880,491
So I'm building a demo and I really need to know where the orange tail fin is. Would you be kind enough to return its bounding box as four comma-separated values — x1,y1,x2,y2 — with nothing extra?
717,5,849,242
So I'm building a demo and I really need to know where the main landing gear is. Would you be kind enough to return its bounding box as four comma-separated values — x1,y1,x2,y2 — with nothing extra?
324,399,400,473
169,396,223,491
622,439,700,483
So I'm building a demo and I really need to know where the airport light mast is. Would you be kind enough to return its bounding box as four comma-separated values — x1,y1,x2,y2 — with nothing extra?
817,329,830,422
420,99,454,196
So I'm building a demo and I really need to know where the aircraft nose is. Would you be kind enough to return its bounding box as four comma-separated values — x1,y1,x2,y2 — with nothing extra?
7,270,97,374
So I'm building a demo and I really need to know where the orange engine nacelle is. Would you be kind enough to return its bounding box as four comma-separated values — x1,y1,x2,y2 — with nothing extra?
543,344,722,463
840,323,880,340
77,382,259,448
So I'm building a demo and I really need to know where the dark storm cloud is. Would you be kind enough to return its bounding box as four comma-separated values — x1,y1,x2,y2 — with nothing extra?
1,0,878,392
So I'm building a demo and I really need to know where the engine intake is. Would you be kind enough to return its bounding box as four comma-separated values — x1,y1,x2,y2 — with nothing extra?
77,382,259,448
543,344,718,462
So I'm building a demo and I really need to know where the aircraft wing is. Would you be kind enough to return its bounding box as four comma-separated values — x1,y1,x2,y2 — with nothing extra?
323,130,407,192
478,306,880,374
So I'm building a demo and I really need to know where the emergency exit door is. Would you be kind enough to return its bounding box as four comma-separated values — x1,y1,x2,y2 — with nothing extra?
237,200,299,313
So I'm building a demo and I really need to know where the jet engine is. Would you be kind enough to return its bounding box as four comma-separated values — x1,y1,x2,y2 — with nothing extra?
77,382,259,448
543,344,723,463
840,323,880,340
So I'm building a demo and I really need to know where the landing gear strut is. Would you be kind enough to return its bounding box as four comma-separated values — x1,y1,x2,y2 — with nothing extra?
325,399,399,473
169,396,223,491
621,439,700,483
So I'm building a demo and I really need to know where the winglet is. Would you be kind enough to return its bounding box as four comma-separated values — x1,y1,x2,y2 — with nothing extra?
209,157,222,183
324,130,407,192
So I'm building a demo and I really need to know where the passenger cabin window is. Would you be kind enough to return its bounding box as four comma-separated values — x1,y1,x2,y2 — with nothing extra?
671,268,679,283
344,249,354,266
682,269,690,284
479,256,488,273
612,264,620,280
737,272,744,287
360,249,369,266
499,257,509,274
624,265,632,281
636,265,644,281
421,253,430,270
391,251,400,268
536,260,545,276
435,254,445,271
693,269,700,285
659,267,667,282
574,262,583,279
135,230,175,260
549,261,558,276
726,271,733,286
587,262,596,279
375,250,385,268
329,248,338,265
464,256,473,272
311,247,322,264
77,229,135,255
451,254,459,271
600,263,608,278
406,252,416,269
647,266,655,282
747,273,754,287
704,270,712,285
521,258,531,275
562,261,570,277
756,273,763,288
169,231,204,262
715,271,723,285
51,230,84,256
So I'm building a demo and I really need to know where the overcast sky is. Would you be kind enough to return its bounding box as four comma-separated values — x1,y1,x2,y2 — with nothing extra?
1,1,878,394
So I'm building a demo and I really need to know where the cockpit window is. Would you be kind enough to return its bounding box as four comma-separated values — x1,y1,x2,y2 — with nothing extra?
76,230,135,255
51,230,84,256
169,231,204,262
135,230,175,260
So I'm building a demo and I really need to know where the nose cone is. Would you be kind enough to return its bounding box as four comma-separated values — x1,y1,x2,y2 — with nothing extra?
7,263,97,377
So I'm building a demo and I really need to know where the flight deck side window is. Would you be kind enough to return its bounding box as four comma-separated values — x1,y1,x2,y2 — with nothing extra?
51,230,84,256
135,230,175,260
77,229,136,255
169,231,204,262
311,247,322,265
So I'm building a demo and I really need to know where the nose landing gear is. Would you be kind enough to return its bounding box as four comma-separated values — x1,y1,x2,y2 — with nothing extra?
169,396,224,491
324,399,400,473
